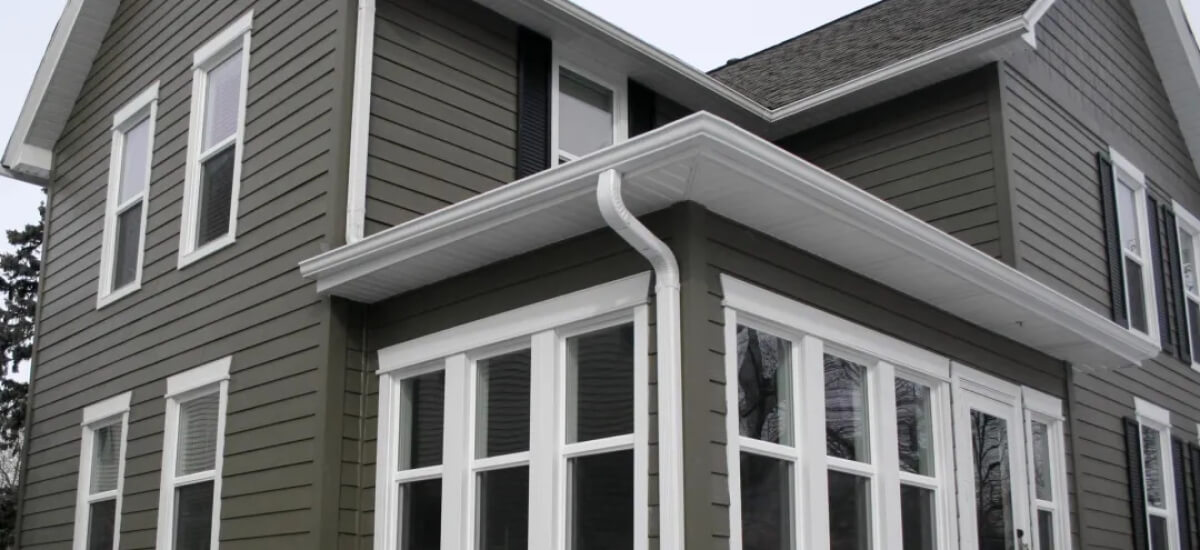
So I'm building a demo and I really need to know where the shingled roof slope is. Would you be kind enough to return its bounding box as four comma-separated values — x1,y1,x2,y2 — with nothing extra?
709,0,1034,109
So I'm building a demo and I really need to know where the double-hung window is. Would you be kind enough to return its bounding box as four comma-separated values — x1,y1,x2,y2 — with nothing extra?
551,62,626,166
98,84,157,308
1023,388,1071,550
375,274,650,550
179,13,251,267
1135,398,1179,550
1173,202,1200,366
73,393,131,550
1111,149,1159,341
156,358,230,550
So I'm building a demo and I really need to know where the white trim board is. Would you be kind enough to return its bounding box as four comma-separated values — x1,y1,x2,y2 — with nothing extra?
165,356,232,397
80,392,132,426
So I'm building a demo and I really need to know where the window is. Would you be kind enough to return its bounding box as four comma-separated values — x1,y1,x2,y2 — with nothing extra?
155,357,230,550
1022,388,1071,550
1111,149,1159,342
551,62,626,166
1173,201,1200,367
179,13,251,267
374,274,650,550
73,393,131,550
1135,398,1179,550
98,84,157,308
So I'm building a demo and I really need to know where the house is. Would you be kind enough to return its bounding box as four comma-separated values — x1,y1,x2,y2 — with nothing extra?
4,0,1200,547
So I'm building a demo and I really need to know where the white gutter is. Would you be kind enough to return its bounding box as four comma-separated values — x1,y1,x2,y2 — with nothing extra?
345,0,375,244
596,169,684,550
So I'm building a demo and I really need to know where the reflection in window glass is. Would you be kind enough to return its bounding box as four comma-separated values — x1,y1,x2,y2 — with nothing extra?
971,410,1014,550
1181,231,1197,294
90,423,124,494
825,355,870,462
737,326,793,446
900,484,936,550
1142,426,1165,508
567,325,634,443
1117,180,1140,254
558,68,614,159
740,453,791,550
401,371,445,470
828,471,871,550
400,479,441,550
570,450,633,550
476,350,531,458
87,499,116,550
1031,421,1052,502
895,378,933,475
1037,509,1055,550
478,466,529,550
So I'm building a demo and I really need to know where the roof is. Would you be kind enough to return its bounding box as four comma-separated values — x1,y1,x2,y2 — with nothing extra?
709,0,1035,109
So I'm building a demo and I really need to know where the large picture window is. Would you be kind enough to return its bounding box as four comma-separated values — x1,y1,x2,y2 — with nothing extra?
72,393,131,550
374,274,651,550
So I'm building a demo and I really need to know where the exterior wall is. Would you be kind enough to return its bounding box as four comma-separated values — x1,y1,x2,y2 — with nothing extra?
998,0,1200,548
364,0,519,235
777,68,1012,261
19,0,351,548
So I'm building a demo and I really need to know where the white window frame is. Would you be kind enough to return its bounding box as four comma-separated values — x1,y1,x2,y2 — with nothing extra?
721,275,958,550
155,357,231,550
1135,397,1180,550
97,83,158,308
1172,200,1200,370
1022,387,1072,550
550,57,628,167
1111,148,1160,344
178,12,252,268
72,392,132,550
374,273,652,550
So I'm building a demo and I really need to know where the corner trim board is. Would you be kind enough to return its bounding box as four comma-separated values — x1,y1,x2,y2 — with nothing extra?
345,0,375,244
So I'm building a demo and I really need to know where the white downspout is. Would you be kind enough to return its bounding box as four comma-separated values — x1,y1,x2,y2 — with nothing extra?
597,169,685,550
345,0,374,244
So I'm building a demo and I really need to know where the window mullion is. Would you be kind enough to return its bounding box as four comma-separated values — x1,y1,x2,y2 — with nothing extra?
875,361,903,549
527,331,557,550
441,354,470,550
799,335,830,550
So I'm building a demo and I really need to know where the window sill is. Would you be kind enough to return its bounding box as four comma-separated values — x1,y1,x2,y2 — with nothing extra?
177,233,235,269
96,281,141,310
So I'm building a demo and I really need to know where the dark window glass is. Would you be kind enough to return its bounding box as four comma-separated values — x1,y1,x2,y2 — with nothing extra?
87,498,116,550
400,479,441,550
1189,299,1200,359
478,467,529,550
113,203,142,290
570,450,633,550
567,325,634,443
895,378,934,475
402,371,445,470
1149,515,1168,550
828,471,871,550
971,410,1014,550
825,354,870,462
736,327,793,445
740,453,790,550
174,481,214,550
197,145,235,247
1037,509,1054,550
1126,258,1147,333
900,484,936,550
476,351,531,458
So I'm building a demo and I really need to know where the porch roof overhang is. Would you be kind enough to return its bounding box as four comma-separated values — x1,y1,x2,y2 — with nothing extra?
299,112,1158,369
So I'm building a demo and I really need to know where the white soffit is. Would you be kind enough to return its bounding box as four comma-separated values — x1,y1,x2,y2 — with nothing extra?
300,112,1158,369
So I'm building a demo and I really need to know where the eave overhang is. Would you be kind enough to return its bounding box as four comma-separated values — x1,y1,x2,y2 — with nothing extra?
300,113,1158,370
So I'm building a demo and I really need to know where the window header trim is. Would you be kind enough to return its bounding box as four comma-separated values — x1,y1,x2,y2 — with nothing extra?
81,392,132,427
165,356,231,398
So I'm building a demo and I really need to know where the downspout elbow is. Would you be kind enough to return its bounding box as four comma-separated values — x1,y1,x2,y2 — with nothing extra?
596,170,680,291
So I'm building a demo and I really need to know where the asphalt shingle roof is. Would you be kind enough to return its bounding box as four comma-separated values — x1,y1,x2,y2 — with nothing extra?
709,0,1035,109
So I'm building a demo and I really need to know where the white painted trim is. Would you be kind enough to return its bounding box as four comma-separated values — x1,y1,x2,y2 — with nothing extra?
1022,386,1064,421
97,82,157,310
377,272,650,374
1023,389,1073,550
550,58,629,167
178,13,252,269
345,0,374,244
165,356,232,398
1109,148,1162,348
72,397,130,550
1110,147,1147,185
1135,397,1172,428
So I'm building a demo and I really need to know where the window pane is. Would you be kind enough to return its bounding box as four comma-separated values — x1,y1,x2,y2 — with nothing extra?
570,450,633,550
119,118,151,203
90,422,123,494
478,467,529,549
203,51,243,150
825,354,870,462
895,378,933,475
197,145,235,247
401,371,445,470
1181,231,1197,294
399,479,441,550
740,453,791,550
1142,426,1165,508
828,471,871,550
1149,515,1168,550
1031,421,1053,502
1037,509,1054,550
1189,299,1200,360
1126,258,1148,333
1117,181,1140,255
113,203,142,290
971,410,1014,550
737,326,793,446
476,351,530,458
87,498,116,550
174,480,214,550
176,392,220,476
558,69,613,158
567,324,634,443
900,484,936,550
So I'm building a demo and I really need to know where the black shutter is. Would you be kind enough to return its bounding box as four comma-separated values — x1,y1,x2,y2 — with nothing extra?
1126,417,1150,550
1149,197,1173,352
1166,207,1193,364
1190,443,1200,550
1175,437,1192,550
515,28,551,179
1101,153,1130,328
628,80,656,138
